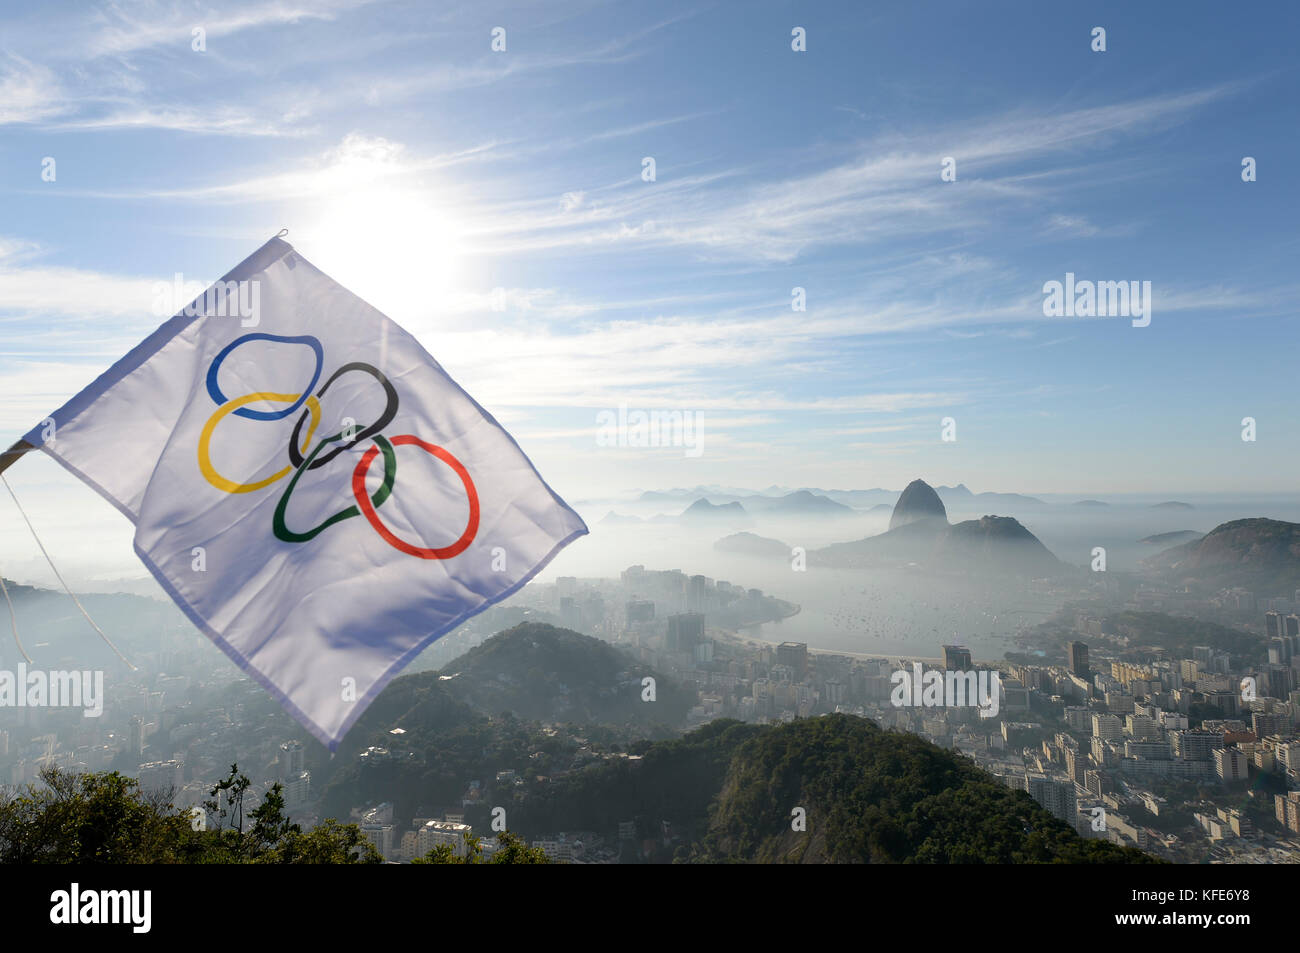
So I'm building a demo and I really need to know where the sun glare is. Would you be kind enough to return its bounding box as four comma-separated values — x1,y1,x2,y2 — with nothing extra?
296,182,466,331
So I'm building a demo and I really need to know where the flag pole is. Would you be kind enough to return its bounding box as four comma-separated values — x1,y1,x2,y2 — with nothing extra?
0,440,34,477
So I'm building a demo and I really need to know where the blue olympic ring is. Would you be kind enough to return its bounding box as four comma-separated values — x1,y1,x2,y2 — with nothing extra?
206,333,324,421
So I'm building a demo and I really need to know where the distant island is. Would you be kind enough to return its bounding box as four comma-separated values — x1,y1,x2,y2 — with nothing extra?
714,531,790,558
1138,530,1202,546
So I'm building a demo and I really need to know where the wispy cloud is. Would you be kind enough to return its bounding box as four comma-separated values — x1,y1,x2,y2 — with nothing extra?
581,110,722,143
1042,213,1139,240
85,0,390,57
50,134,504,201
0,55,66,125
0,240,157,319
349,11,693,103
50,104,313,138
446,86,1244,263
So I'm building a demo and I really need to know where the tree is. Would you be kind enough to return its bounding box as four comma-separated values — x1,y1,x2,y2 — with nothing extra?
0,766,201,863
0,765,380,864
272,819,382,864
413,830,550,864
204,763,251,833
248,783,301,857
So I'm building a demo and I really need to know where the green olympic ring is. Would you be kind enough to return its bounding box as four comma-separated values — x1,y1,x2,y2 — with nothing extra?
272,432,397,543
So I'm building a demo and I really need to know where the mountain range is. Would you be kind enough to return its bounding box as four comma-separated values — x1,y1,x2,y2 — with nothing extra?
811,479,1062,576
931,483,1047,507
709,480,1062,577
678,498,751,525
1141,518,1300,592
604,491,860,527
0,576,188,669
628,484,1045,511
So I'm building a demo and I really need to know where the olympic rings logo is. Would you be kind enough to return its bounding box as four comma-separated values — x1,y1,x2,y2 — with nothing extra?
197,332,479,560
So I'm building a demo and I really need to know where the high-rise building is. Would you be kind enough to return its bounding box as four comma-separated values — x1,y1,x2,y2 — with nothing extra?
1125,714,1160,740
1091,713,1123,741
279,740,306,779
1064,748,1087,784
666,613,705,652
1265,664,1295,700
417,820,472,858
361,822,394,859
1068,641,1090,678
1214,747,1249,782
777,642,808,677
1159,711,1189,730
1084,768,1115,797
1252,711,1289,738
282,771,311,807
688,574,708,611
1063,706,1091,731
1026,774,1077,825
127,716,145,759
1172,730,1225,761
1266,611,1283,640
943,645,973,672
1275,791,1300,834
1124,739,1171,761
1277,740,1300,773
136,760,184,796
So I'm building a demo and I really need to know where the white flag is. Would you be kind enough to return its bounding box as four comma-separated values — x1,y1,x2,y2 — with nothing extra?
22,237,587,749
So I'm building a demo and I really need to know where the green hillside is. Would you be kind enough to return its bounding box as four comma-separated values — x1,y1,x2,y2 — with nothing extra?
509,715,1159,864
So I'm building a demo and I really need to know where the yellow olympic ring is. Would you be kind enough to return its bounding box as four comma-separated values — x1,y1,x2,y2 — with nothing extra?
199,392,322,494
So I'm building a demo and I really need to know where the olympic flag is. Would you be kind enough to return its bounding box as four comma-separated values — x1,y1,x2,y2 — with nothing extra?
19,237,588,749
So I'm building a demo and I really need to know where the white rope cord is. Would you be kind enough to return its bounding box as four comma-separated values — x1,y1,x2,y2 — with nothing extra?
1,473,136,670
0,572,32,664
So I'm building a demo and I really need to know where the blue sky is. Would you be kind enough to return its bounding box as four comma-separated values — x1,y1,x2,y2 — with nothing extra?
2,0,1298,579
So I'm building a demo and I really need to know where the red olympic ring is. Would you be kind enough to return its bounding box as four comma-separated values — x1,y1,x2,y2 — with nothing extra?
351,434,479,560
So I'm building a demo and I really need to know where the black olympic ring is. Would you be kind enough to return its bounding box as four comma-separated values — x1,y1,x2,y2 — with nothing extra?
287,361,399,470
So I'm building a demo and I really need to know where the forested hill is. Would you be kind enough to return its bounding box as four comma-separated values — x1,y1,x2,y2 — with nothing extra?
699,715,1154,862
508,714,1160,864
436,622,695,726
